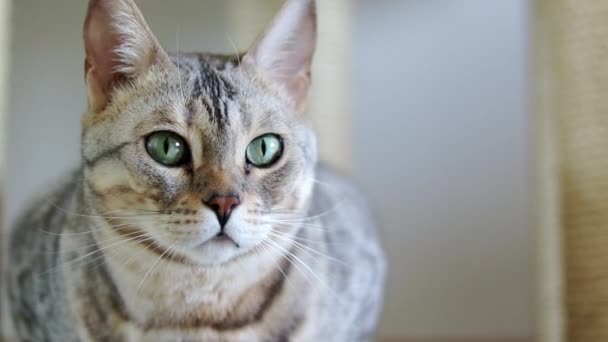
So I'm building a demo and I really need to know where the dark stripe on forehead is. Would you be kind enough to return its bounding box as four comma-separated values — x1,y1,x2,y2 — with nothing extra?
192,55,237,128
206,53,243,70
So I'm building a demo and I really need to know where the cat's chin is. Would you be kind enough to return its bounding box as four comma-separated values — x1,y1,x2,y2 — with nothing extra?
182,235,252,266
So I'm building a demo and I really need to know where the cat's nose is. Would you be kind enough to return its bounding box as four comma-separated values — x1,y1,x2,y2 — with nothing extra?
203,194,241,228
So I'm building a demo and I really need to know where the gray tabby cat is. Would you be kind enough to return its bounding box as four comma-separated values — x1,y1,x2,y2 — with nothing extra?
6,0,386,340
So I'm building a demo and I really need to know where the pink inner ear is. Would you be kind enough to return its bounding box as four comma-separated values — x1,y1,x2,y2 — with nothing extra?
289,70,312,112
84,1,122,90
84,1,128,111
245,0,317,113
83,0,170,112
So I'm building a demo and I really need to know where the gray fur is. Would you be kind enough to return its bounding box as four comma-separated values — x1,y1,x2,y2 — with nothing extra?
6,0,386,340
7,167,386,341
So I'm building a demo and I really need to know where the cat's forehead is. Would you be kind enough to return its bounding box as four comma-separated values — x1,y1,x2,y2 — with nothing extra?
161,53,289,132
97,51,292,150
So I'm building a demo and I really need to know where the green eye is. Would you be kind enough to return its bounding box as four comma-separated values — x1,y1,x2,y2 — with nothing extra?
146,131,189,166
246,134,283,167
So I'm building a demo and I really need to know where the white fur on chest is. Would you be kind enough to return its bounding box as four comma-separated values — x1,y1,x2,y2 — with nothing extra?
99,227,288,326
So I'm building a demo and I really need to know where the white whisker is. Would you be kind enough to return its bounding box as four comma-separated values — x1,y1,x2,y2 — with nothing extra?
136,239,180,295
39,231,151,276
265,238,345,305
267,230,349,267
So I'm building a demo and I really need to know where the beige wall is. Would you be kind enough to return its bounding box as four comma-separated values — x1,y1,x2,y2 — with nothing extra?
352,0,531,339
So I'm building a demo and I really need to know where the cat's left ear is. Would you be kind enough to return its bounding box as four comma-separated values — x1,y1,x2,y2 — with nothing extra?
83,0,172,112
243,0,317,113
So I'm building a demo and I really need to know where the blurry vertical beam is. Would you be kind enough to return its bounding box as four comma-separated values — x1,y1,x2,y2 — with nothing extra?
226,0,281,50
537,0,608,340
0,0,10,337
228,0,353,174
534,0,565,340
0,0,8,178
0,0,9,204
308,0,352,174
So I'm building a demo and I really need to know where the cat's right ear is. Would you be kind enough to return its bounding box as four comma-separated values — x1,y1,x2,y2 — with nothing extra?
243,0,317,114
83,0,171,112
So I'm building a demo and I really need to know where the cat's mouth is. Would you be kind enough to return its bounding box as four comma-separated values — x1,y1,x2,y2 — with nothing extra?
195,232,240,249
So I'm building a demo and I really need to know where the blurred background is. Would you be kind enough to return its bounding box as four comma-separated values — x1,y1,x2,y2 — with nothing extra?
2,0,532,341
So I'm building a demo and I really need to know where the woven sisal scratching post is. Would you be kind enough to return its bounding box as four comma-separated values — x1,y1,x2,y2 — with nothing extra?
537,0,608,340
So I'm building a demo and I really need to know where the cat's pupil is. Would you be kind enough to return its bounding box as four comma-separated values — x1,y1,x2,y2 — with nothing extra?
261,139,267,156
163,138,170,155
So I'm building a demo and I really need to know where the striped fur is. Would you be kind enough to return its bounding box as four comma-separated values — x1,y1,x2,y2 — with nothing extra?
6,0,386,341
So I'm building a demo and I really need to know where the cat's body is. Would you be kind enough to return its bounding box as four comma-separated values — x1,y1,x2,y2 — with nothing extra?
6,1,385,341
8,165,384,341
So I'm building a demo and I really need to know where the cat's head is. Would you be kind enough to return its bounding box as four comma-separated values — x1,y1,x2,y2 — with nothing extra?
81,0,317,265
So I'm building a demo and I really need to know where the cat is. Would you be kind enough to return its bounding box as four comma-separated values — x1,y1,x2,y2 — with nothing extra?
5,0,386,340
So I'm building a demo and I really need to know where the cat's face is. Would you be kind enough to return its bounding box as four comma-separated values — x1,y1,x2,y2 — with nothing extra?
81,0,317,265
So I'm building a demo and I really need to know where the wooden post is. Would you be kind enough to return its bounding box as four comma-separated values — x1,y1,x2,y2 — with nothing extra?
308,0,352,174
0,0,10,338
0,0,9,197
534,1,565,340
536,0,608,340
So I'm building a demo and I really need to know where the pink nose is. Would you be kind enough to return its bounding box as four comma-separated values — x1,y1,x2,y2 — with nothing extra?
203,194,241,227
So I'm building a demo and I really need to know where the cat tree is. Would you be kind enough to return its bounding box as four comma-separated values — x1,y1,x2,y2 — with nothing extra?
536,0,608,340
